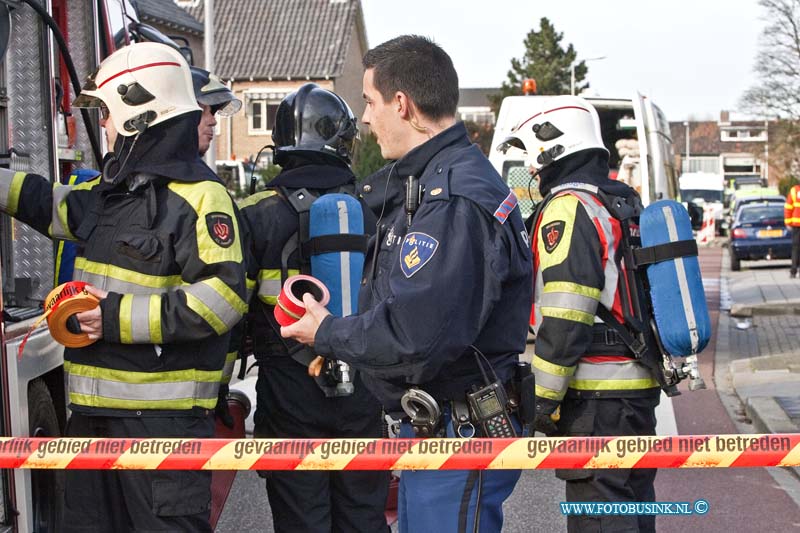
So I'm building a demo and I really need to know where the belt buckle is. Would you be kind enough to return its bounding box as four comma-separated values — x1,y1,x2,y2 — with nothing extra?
604,329,617,345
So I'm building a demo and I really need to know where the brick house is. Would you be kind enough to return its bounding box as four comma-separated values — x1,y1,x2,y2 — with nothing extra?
181,0,368,165
137,0,205,67
670,111,773,186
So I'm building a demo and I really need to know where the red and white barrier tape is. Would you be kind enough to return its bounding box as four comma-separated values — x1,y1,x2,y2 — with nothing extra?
0,434,798,470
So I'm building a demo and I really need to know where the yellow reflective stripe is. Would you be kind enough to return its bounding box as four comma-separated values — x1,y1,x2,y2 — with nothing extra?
204,276,248,315
532,355,575,377
149,294,162,344
68,393,217,410
5,171,26,216
246,278,257,290
66,361,222,384
74,257,185,288
238,189,277,209
537,194,579,269
221,351,237,384
185,292,227,334
543,281,601,300
119,294,134,343
259,268,299,305
540,306,595,325
535,383,567,401
570,378,660,391
168,181,242,265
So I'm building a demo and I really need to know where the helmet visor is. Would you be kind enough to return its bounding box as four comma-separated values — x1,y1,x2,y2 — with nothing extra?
496,136,526,154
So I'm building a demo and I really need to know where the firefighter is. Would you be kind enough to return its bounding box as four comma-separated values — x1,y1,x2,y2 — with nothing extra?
498,95,661,532
281,36,532,532
191,66,242,158
784,182,800,278
0,42,246,532
238,83,389,532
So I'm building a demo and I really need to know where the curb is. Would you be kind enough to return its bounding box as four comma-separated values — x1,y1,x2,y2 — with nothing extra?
729,302,800,317
744,397,800,481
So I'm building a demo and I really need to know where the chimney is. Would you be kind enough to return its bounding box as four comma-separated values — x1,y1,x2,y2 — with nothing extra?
720,110,730,124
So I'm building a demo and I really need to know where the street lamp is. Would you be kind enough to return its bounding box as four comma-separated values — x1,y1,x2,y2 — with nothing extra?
571,56,606,96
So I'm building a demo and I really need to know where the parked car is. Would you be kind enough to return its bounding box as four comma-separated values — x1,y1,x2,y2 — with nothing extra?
729,201,790,271
726,189,783,230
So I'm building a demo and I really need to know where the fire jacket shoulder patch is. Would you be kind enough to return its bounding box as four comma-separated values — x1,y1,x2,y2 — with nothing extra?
206,212,235,248
541,220,566,254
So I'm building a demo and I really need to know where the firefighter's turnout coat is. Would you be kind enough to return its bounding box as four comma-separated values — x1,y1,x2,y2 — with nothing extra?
531,154,660,414
0,115,246,415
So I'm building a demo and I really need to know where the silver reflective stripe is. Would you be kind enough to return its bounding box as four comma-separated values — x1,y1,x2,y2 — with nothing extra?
130,295,153,343
71,269,174,295
184,281,241,330
573,360,654,381
663,205,699,353
571,190,619,312
68,374,219,402
540,290,598,315
0,168,14,210
257,278,282,299
337,199,353,317
534,368,572,394
51,185,74,239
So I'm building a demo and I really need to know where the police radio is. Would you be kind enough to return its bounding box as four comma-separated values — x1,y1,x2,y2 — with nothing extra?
466,381,516,438
466,346,517,438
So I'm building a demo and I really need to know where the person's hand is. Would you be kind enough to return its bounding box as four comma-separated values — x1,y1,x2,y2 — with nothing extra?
76,285,108,340
533,413,559,436
308,356,325,377
280,293,331,347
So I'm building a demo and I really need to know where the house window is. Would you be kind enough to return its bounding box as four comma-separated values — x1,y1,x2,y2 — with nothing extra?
720,128,766,142
248,100,281,135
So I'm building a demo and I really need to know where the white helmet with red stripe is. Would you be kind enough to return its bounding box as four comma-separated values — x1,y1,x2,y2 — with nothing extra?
496,95,608,170
73,42,200,136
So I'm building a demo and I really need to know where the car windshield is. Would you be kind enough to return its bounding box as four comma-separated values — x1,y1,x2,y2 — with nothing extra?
682,189,723,203
738,204,784,224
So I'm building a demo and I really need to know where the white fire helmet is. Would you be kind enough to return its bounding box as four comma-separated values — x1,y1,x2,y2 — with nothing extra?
73,42,200,137
496,95,608,170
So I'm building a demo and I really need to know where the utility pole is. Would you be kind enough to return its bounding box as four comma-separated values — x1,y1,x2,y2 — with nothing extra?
204,0,215,167
683,121,690,173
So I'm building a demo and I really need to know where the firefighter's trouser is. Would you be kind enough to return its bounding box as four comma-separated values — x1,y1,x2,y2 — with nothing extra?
254,358,390,533
556,396,660,533
63,411,215,533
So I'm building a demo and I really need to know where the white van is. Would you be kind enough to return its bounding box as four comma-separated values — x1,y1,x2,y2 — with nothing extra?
678,172,725,233
488,93,678,218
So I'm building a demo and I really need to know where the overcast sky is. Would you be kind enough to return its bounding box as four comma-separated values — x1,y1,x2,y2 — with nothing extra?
360,0,764,122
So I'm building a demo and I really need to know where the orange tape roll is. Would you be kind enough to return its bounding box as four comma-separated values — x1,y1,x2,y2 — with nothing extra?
18,281,99,359
274,275,330,327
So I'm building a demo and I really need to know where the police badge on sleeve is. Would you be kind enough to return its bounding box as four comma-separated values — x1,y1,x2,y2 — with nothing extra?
400,232,439,278
206,212,235,248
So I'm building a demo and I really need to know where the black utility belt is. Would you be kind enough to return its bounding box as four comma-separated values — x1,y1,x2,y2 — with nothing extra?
589,324,635,357
400,376,533,439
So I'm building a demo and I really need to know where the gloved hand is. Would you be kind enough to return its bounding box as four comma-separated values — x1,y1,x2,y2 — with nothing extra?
532,397,561,436
215,384,234,429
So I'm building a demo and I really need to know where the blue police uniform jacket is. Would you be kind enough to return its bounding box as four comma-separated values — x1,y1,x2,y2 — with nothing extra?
314,122,532,409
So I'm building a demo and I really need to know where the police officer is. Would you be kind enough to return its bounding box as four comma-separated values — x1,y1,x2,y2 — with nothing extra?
498,95,661,532
239,83,390,533
0,42,246,532
282,36,532,533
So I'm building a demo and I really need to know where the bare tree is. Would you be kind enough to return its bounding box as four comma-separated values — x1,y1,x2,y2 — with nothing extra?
742,0,800,118
742,0,800,183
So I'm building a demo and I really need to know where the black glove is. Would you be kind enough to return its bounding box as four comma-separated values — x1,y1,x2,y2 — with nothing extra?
533,412,559,436
215,384,234,429
532,396,561,436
